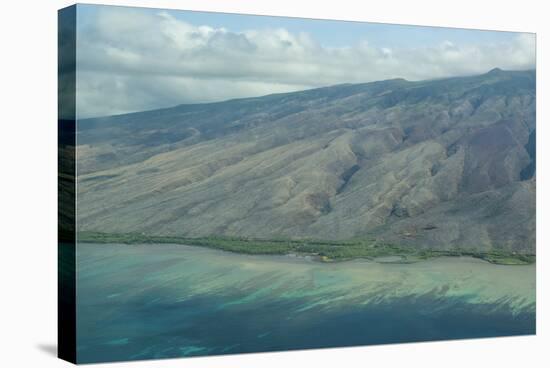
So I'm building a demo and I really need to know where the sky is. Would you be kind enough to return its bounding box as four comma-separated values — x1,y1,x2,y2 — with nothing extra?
74,4,536,118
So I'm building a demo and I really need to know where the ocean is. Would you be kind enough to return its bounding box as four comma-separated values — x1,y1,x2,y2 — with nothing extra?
76,243,535,363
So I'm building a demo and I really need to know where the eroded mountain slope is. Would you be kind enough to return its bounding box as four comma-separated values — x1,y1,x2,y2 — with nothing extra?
77,69,536,252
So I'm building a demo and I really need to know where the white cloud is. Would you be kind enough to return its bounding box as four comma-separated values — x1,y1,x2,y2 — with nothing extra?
76,7,536,118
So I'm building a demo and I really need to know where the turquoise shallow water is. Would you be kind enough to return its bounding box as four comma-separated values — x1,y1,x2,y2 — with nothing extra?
76,243,535,363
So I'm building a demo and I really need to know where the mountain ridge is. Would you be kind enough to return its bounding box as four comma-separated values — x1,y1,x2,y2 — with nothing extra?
76,69,536,253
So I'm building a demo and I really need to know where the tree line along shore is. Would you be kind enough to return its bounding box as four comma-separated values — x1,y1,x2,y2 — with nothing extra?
78,232,535,265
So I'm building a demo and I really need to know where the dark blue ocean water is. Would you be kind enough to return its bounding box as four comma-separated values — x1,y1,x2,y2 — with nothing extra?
76,243,535,364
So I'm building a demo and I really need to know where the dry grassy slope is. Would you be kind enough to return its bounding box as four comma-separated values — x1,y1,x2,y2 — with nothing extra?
76,69,536,252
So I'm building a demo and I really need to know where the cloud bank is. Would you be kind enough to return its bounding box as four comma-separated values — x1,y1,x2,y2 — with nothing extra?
76,7,536,118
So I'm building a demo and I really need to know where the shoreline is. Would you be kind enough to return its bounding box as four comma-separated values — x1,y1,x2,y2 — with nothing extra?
81,242,528,268
77,231,535,266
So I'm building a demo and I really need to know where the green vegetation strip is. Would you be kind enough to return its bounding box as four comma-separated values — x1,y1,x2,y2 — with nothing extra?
78,232,535,265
